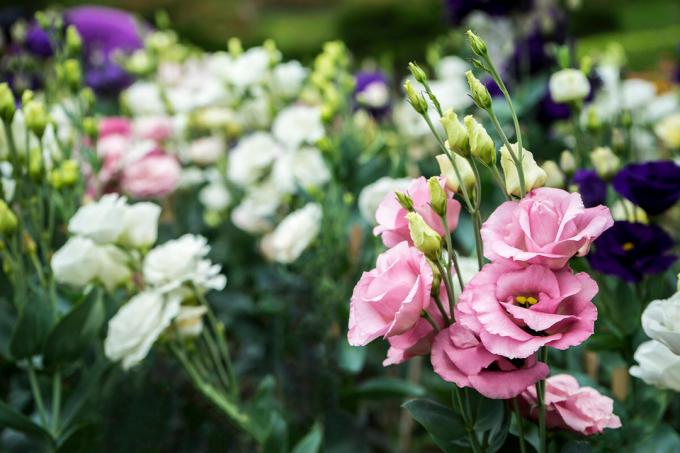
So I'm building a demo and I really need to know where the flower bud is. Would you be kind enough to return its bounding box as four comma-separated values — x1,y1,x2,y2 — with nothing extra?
500,144,547,197
404,80,427,114
59,160,79,187
548,68,590,104
0,200,17,235
21,90,33,106
65,25,82,55
428,176,447,216
464,115,495,165
541,160,564,188
465,30,488,56
559,150,576,177
62,59,82,91
585,106,602,132
436,153,475,194
408,62,427,85
440,109,469,156
465,71,491,110
80,88,95,111
395,191,415,211
24,100,49,139
83,117,98,138
406,212,442,260
611,199,647,224
28,147,43,180
0,83,16,123
620,109,633,129
590,146,620,180
228,37,243,57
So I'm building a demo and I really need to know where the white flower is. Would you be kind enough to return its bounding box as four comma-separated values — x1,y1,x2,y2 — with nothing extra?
656,113,680,149
105,291,182,370
68,194,129,243
124,81,165,116
225,47,271,90
186,136,226,165
0,162,15,201
179,167,206,188
199,182,232,211
611,199,647,223
144,234,226,293
453,255,480,298
358,177,411,224
541,160,565,188
590,146,620,179
621,78,656,111
227,132,281,187
272,105,325,149
271,60,308,98
642,292,680,355
357,82,390,109
119,202,162,249
643,93,679,123
52,236,103,288
239,95,271,129
230,184,282,234
194,106,238,130
272,147,331,192
500,145,547,196
174,305,208,338
549,69,590,104
97,245,133,291
393,100,431,138
435,56,469,81
429,79,474,111
261,203,322,263
630,340,680,392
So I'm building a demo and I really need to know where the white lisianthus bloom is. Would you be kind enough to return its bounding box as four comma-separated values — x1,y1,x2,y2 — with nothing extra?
230,183,282,234
178,167,206,189
611,199,648,223
643,93,679,124
227,132,281,187
51,236,103,287
630,340,680,392
194,106,239,130
186,136,226,166
356,82,390,109
655,113,680,149
239,95,272,130
144,234,226,293
174,305,208,338
428,79,474,111
435,56,469,81
271,60,308,98
225,47,271,90
358,177,411,224
549,69,590,104
642,292,680,355
96,245,133,291
500,145,547,196
621,78,656,111
261,203,322,264
590,146,620,179
105,291,182,370
119,202,162,249
199,182,232,211
124,81,165,116
272,105,325,150
277,147,331,191
68,194,129,243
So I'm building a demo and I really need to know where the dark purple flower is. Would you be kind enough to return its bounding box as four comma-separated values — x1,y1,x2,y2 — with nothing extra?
25,23,53,57
613,161,680,216
588,221,676,283
354,71,390,118
572,170,608,208
444,0,532,25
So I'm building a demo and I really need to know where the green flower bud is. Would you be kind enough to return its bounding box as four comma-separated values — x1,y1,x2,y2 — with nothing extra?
500,144,547,197
464,115,495,165
21,90,33,106
465,71,491,110
428,176,447,216
59,159,79,187
83,117,98,138
0,83,16,123
541,160,565,188
590,146,620,180
621,109,633,129
263,39,281,65
28,147,43,180
408,62,427,85
24,100,49,139
228,37,243,57
80,88,95,111
436,153,475,194
406,212,442,260
65,25,82,55
440,109,469,156
585,106,602,132
404,80,427,114
466,30,488,57
0,200,17,235
559,150,576,177
63,59,82,91
395,191,414,211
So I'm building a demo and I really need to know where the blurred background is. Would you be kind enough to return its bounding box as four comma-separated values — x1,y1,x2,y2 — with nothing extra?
2,0,679,72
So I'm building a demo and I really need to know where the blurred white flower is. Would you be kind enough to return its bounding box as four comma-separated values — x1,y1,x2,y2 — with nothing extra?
225,47,271,90
429,79,474,111
178,167,206,188
549,69,590,104
272,105,324,149
52,236,104,288
124,81,165,116
656,113,680,149
435,56,469,81
230,183,282,234
199,182,232,211
119,202,162,249
358,177,411,224
356,82,390,109
186,136,226,166
271,60,308,98
105,291,182,370
96,245,133,291
175,305,208,338
642,292,680,355
630,340,680,392
621,78,656,111
69,194,129,243
227,132,282,187
272,147,330,192
261,203,322,264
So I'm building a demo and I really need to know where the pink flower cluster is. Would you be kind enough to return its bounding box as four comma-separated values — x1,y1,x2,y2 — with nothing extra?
349,182,619,435
92,116,181,199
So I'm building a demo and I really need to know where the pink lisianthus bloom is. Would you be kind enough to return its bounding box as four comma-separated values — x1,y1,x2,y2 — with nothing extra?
431,323,549,399
374,176,461,247
455,261,598,359
520,374,622,435
481,188,613,269
348,241,435,346
120,150,181,198
98,116,132,139
134,116,175,142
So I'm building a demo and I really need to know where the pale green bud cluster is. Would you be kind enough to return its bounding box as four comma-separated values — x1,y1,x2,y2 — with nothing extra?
0,83,16,123
465,30,488,57
560,150,576,177
406,212,442,260
24,100,50,139
50,160,80,189
427,177,447,216
404,80,427,114
65,25,82,55
464,115,495,165
0,200,17,235
440,110,469,156
590,146,620,180
465,71,492,110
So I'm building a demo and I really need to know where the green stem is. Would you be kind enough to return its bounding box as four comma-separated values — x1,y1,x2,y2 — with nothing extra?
27,362,49,428
512,398,527,453
422,310,441,332
571,104,585,167
472,212,484,270
435,258,456,315
200,331,231,393
486,108,526,198
537,347,548,453
441,214,465,296
51,371,61,435
432,294,451,325
491,166,511,200
453,388,483,453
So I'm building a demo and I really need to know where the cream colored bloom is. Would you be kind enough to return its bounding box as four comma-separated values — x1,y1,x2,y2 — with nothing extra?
500,144,546,196
590,146,620,180
549,69,590,103
656,113,680,149
436,152,475,194
541,160,565,188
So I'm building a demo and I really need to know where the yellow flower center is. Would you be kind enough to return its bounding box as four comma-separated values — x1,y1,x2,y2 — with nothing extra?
515,295,538,306
622,242,635,251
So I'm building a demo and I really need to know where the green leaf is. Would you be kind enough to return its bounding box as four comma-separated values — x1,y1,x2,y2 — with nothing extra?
0,399,53,446
609,281,641,335
337,340,365,375
402,398,467,452
291,422,323,453
586,331,625,351
10,292,54,359
352,377,426,400
263,412,288,453
43,291,105,368
634,424,680,453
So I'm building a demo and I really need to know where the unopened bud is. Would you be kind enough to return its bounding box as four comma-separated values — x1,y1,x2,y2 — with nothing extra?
541,160,564,188
436,152,475,194
0,83,16,123
440,109,469,156
59,160,79,186
408,62,427,85
465,71,491,110
404,80,428,114
24,100,49,139
228,37,243,57
464,115,495,165
62,59,82,91
500,144,547,197
0,200,17,235
590,146,620,180
560,150,576,177
83,117,98,138
395,192,414,211
428,176,447,216
28,147,43,180
80,88,95,111
23,232,36,255
621,110,633,129
466,30,488,57
406,212,442,260
21,90,33,106
65,25,82,55
585,106,602,132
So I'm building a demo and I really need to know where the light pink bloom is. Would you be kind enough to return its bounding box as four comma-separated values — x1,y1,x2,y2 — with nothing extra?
97,134,130,184
455,261,598,359
99,117,132,139
431,323,549,399
134,116,174,142
374,176,461,247
520,374,622,435
121,151,181,198
481,188,613,269
348,241,434,346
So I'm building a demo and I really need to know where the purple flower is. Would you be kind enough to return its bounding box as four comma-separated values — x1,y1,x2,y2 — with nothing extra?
572,170,608,208
444,0,532,25
613,161,680,216
354,71,390,117
25,23,53,57
588,221,676,283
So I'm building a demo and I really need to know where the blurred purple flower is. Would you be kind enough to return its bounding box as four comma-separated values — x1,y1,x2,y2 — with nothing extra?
588,221,676,283
573,170,608,208
25,23,52,57
354,71,391,118
613,161,680,216
444,0,532,25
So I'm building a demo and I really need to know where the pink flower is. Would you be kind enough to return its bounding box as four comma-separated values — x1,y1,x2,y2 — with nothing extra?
481,188,613,269
520,374,622,435
121,151,181,198
348,241,434,346
99,117,132,139
374,177,461,247
431,323,549,399
455,261,598,359
134,116,175,142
